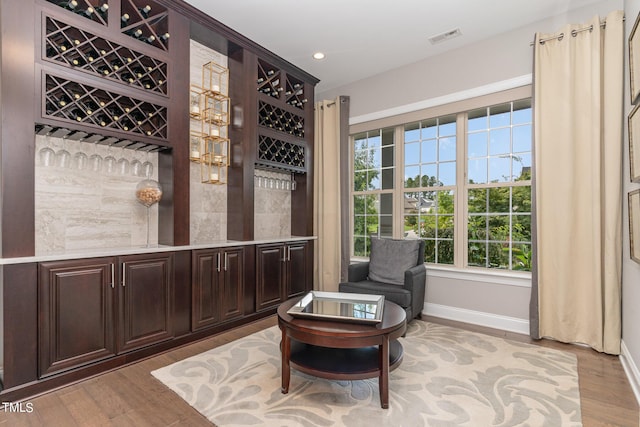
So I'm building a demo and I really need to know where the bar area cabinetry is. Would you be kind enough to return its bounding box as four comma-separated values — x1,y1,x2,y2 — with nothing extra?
0,0,318,401
38,252,174,377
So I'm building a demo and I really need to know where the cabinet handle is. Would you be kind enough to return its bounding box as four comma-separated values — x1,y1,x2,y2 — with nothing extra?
282,247,286,263
217,252,221,272
122,262,126,287
224,252,228,271
110,263,115,289
287,246,291,261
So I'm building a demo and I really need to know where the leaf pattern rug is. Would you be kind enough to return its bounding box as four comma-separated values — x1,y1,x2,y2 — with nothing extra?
151,321,582,426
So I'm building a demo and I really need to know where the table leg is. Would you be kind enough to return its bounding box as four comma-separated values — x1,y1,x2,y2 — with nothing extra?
281,328,291,394
379,336,389,409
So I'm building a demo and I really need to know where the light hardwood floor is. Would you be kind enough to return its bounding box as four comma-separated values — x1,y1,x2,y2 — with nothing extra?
0,316,637,426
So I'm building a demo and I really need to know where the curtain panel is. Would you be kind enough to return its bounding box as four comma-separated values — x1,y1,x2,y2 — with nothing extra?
532,10,624,354
313,96,350,291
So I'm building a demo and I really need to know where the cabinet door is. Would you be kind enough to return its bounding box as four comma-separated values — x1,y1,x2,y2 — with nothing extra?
287,242,310,299
256,244,285,311
38,258,116,377
118,253,174,353
191,249,221,331
221,248,244,321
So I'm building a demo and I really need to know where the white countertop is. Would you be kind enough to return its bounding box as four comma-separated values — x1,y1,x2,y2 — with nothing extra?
0,236,316,265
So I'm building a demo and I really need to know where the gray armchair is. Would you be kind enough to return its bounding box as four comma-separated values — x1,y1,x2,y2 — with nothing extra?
339,238,426,321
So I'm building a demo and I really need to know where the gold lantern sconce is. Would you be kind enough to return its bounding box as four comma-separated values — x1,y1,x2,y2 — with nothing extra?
189,61,231,184
201,137,228,184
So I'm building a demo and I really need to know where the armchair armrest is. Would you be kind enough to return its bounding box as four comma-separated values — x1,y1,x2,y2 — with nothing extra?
404,264,426,318
348,262,370,282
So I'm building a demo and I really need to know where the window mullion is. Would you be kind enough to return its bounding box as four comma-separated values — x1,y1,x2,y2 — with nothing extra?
394,125,405,239
455,112,467,268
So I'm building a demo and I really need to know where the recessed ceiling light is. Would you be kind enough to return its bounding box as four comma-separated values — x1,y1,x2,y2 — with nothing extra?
312,52,325,60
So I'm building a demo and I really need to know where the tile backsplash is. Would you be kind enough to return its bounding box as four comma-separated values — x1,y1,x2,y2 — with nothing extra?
35,134,159,254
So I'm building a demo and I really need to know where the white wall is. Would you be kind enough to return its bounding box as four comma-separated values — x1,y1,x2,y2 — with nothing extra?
317,0,624,334
623,0,640,404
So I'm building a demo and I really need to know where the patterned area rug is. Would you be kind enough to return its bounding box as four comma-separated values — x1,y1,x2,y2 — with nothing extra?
151,322,582,427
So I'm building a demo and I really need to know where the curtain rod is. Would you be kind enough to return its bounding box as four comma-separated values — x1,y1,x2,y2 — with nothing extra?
529,19,621,47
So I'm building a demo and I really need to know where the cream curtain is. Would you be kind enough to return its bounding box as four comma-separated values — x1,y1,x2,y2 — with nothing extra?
313,97,348,291
533,10,623,354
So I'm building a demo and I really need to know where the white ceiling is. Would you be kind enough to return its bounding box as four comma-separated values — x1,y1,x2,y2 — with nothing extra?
184,0,604,93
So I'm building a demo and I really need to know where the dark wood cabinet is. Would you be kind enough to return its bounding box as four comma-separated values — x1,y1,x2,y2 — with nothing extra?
118,253,174,353
255,241,311,311
38,252,174,377
192,247,244,331
38,258,116,377
287,242,310,299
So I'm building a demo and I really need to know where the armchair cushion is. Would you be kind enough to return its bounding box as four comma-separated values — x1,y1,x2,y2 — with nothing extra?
369,237,421,285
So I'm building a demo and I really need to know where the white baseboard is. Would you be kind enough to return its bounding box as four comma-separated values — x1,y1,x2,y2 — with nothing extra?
620,340,640,406
423,302,530,335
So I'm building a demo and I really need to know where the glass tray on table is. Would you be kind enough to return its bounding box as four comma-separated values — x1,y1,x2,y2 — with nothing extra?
287,291,384,324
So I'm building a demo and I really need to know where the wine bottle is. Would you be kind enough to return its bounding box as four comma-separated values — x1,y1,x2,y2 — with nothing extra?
84,50,98,62
107,106,122,121
96,4,109,19
121,72,135,83
121,13,130,27
77,6,95,19
96,65,111,75
138,5,152,18
71,56,86,67
70,108,84,122
125,28,143,39
95,114,109,127
267,70,275,76
131,111,145,125
141,78,154,90
145,35,156,44
58,0,78,11
53,94,71,107
133,67,145,78
160,33,170,42
110,59,123,71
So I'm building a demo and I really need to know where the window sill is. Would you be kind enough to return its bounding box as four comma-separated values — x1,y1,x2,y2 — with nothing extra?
348,258,531,288
426,265,532,288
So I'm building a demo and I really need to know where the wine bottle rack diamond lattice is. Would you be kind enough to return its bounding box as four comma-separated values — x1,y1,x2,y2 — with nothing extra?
257,135,305,172
45,74,167,139
258,101,304,138
45,17,168,96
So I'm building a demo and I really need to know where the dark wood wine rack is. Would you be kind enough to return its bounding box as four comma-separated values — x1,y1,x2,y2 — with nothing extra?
121,0,169,51
285,75,307,110
257,135,305,172
45,16,168,95
257,59,282,99
44,73,167,139
258,101,304,138
45,0,109,26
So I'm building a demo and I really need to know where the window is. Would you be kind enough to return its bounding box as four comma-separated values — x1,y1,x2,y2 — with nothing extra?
467,100,532,270
350,97,532,272
352,128,394,257
403,115,456,264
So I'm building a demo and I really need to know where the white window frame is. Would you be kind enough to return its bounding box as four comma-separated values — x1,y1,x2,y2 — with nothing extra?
348,85,533,279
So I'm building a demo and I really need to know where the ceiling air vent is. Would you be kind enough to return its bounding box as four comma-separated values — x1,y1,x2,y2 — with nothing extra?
428,28,462,45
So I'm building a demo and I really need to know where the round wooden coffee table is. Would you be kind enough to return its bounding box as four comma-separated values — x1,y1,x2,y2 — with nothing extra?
277,297,407,409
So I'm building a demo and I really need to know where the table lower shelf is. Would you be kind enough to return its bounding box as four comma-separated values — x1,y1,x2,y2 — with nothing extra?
289,339,403,381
